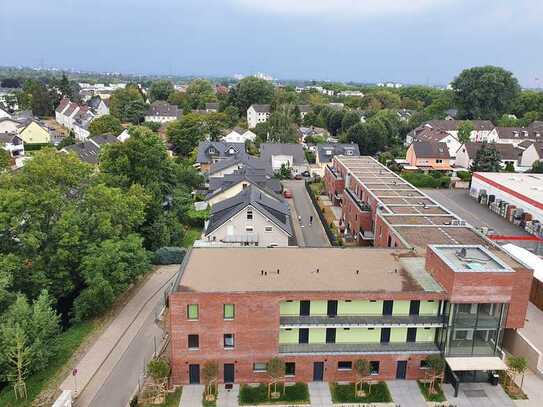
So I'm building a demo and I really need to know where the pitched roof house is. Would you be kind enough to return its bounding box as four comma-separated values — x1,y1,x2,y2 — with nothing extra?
316,143,360,166
144,101,181,123
196,141,247,171
406,120,494,145
487,126,543,146
222,127,257,143
260,143,309,175
455,142,522,170
520,142,543,168
17,120,52,144
407,127,461,158
247,104,271,128
405,141,453,171
203,186,292,247
62,135,119,164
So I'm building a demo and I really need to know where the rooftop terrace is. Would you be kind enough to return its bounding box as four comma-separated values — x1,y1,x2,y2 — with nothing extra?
430,245,514,273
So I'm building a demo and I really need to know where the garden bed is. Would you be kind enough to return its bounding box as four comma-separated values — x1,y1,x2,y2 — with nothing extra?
139,387,182,407
417,380,446,402
239,382,310,405
202,387,217,407
499,372,528,400
330,382,392,404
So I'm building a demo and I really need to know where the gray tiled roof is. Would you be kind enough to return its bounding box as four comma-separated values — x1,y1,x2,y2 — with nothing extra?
145,101,181,118
250,104,271,113
196,141,246,164
317,143,360,164
207,167,282,198
411,141,451,159
205,185,292,236
260,143,307,167
208,154,267,176
461,142,522,161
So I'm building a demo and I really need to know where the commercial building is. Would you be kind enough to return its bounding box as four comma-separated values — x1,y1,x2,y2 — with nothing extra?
168,156,532,392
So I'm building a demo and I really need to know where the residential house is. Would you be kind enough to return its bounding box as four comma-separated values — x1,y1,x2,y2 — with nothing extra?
206,168,281,207
396,109,414,122
203,186,292,247
144,101,181,123
197,141,247,172
406,120,494,145
117,129,131,142
18,120,52,145
87,96,110,117
407,127,461,158
520,142,543,168
205,102,219,113
444,109,458,120
0,104,11,119
0,133,24,162
328,102,345,110
0,87,19,110
72,107,94,142
247,104,271,128
222,127,257,143
488,127,542,146
455,142,522,171
315,143,360,171
298,126,328,143
62,134,119,164
0,117,21,134
405,141,453,171
208,154,267,178
337,90,364,97
297,105,311,121
55,97,96,140
260,143,309,175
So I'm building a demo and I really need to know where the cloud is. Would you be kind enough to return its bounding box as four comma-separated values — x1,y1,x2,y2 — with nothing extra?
231,0,452,18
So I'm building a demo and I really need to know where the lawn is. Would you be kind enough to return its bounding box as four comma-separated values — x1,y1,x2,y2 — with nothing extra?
239,382,310,405
182,226,202,248
417,380,446,402
330,382,392,404
0,321,97,407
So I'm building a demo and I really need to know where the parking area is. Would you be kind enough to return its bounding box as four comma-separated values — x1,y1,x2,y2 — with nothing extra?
422,188,543,254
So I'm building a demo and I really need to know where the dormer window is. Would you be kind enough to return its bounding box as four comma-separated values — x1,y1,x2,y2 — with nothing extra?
325,150,332,156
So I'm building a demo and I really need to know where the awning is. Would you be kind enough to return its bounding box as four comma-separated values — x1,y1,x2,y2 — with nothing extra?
446,357,507,371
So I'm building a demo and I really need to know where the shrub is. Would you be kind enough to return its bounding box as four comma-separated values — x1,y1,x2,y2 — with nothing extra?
239,383,309,405
330,382,392,403
418,380,446,402
401,171,450,188
457,171,472,181
153,247,186,265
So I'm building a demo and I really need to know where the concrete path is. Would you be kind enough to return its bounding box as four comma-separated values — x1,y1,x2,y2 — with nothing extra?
218,384,240,407
443,382,515,407
308,382,332,407
386,380,426,407
283,180,330,248
61,265,179,406
179,384,204,407
514,369,543,407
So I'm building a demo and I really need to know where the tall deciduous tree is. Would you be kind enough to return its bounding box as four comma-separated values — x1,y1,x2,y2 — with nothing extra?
149,80,175,102
451,66,520,121
229,76,274,113
457,121,474,144
186,79,216,109
109,84,146,123
88,114,123,136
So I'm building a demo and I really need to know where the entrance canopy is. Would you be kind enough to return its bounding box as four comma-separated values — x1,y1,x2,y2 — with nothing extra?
446,357,507,372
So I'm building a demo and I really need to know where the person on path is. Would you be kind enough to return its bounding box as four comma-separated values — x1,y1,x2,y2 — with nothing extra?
309,215,313,226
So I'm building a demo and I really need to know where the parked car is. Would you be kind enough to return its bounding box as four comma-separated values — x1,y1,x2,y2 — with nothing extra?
294,174,303,180
283,189,292,198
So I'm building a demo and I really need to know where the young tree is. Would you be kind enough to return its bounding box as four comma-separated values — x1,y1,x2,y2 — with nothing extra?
425,355,445,395
3,324,30,400
504,161,515,172
354,359,371,397
506,356,528,393
88,114,123,136
470,143,502,172
457,121,474,144
451,66,521,120
202,360,219,400
275,163,292,180
266,357,285,399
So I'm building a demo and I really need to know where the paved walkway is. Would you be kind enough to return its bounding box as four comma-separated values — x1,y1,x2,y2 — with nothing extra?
513,369,543,407
218,384,240,407
308,382,333,407
62,265,179,406
386,380,426,407
443,382,515,407
517,303,543,370
179,384,204,407
283,180,330,248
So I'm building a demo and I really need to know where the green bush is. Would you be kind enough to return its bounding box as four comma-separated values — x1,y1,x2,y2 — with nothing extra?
239,382,309,405
417,380,446,402
330,382,392,403
456,171,472,182
153,247,186,265
401,171,450,188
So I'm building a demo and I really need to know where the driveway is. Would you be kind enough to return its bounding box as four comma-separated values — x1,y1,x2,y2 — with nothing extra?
283,180,330,248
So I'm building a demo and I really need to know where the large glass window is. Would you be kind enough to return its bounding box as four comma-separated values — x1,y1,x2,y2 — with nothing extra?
444,303,506,356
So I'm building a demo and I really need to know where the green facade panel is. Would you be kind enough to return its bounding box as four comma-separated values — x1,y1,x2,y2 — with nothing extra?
392,301,410,316
309,328,326,343
336,328,381,343
280,301,300,316
337,300,383,315
279,328,299,344
390,328,408,342
416,328,436,342
310,301,327,316
420,301,439,316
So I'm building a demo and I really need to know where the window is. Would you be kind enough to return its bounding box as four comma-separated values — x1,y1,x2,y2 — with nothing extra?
370,361,380,375
224,334,235,349
188,334,199,349
224,304,235,320
246,226,254,232
420,360,430,369
247,210,253,220
436,159,443,163
265,226,273,232
285,362,296,376
253,363,267,372
187,304,199,320
338,361,352,370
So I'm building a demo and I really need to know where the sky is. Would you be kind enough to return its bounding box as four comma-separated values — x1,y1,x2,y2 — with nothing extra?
1,0,542,87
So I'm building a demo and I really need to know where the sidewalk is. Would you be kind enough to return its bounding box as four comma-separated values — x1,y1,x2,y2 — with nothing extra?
60,265,179,404
179,385,204,407
386,380,426,407
218,384,240,407
308,382,332,407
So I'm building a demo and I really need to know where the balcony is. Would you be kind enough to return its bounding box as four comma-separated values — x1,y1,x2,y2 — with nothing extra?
326,165,342,180
344,188,371,212
279,342,440,355
280,315,444,328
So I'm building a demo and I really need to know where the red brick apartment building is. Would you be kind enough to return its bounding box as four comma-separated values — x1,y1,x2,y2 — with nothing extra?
168,156,531,392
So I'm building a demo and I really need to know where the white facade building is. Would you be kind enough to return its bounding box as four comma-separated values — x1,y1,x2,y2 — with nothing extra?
247,104,271,128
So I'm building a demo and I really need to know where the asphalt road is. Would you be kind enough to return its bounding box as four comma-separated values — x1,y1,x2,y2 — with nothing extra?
422,188,543,253
283,180,330,248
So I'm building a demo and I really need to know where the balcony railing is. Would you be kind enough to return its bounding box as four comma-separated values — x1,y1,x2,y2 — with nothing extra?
344,188,371,212
279,342,440,355
280,314,444,327
326,165,342,180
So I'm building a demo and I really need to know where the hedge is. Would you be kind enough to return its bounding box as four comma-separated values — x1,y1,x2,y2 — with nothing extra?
152,247,186,265
401,171,450,188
